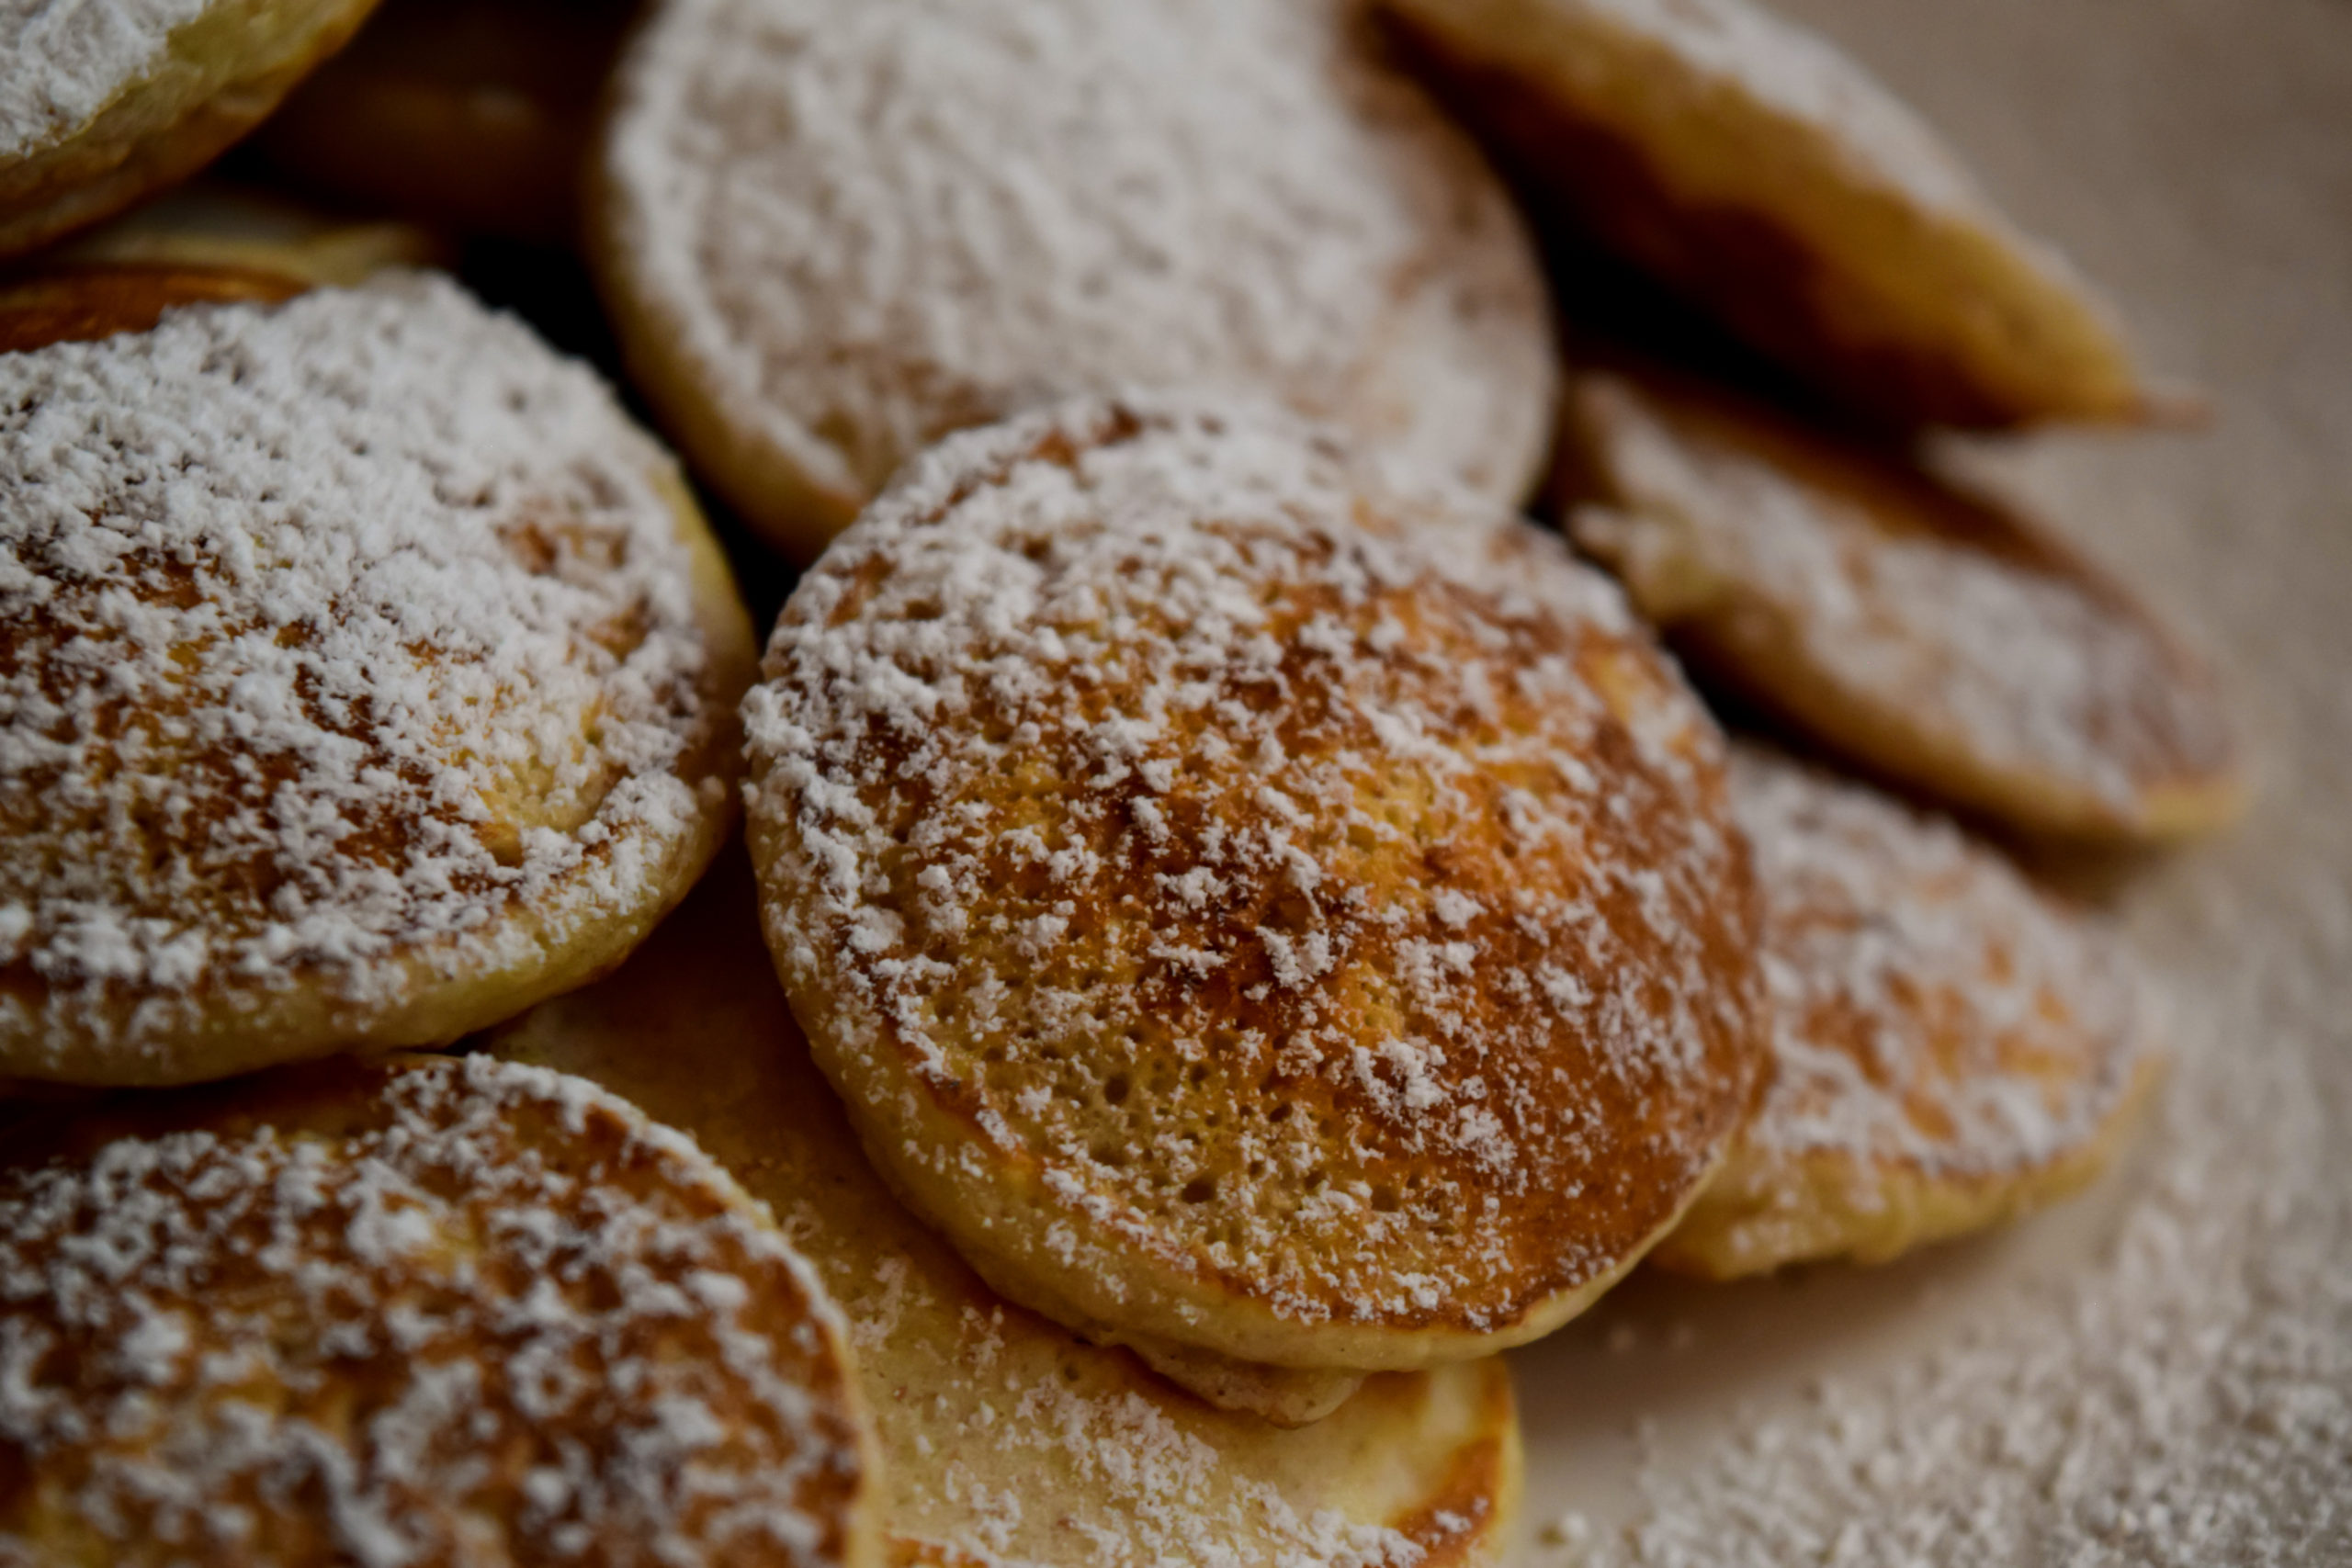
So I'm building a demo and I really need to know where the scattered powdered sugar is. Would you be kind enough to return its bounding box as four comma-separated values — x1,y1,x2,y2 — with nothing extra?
1567,375,2234,819
1566,849,2351,1566
0,0,209,156
0,1053,869,1564
745,393,1758,1343
0,275,733,1073
600,0,1554,518
1727,744,2147,1178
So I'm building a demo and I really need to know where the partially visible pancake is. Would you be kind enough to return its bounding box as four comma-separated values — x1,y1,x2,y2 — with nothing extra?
1378,0,2159,429
0,1053,880,1566
0,0,382,260
0,275,756,1087
490,857,1522,1564
1559,367,2243,840
590,0,1555,560
255,0,637,242
1653,745,2163,1279
744,395,1763,1372
0,182,442,352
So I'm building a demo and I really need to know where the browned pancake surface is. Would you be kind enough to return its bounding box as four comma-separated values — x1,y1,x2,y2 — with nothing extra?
746,396,1761,1368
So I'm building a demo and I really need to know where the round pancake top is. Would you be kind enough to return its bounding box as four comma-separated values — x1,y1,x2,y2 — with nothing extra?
0,276,730,1075
0,0,209,155
746,396,1761,1346
1566,371,2238,825
0,1053,874,1565
1730,745,2149,1179
601,0,1552,515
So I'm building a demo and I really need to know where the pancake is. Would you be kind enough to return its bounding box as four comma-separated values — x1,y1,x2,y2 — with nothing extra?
1377,0,2158,429
743,395,1763,1373
0,1052,879,1565
0,0,382,261
0,182,443,353
590,0,1556,561
1558,367,2244,841
255,0,637,243
489,857,1523,1564
1652,745,2163,1280
0,275,757,1088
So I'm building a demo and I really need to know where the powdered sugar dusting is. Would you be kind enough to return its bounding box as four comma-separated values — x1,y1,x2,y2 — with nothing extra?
600,0,1554,518
744,394,1759,1346
0,276,739,1077
1729,744,2148,1179
0,0,208,156
0,1053,869,1564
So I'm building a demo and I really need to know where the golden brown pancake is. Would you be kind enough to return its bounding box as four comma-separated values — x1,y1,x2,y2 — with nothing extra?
590,0,1556,560
1653,745,2163,1279
743,395,1763,1373
0,1053,881,1566
1379,0,2159,429
1558,367,2244,841
0,0,382,260
0,276,756,1088
0,182,443,352
255,0,637,242
490,856,1524,1564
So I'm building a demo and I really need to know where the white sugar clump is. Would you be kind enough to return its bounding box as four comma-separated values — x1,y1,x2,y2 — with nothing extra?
0,1055,861,1562
0,0,209,155
0,276,725,1069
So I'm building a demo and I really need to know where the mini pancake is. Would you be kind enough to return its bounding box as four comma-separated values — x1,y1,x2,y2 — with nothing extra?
0,181,443,352
591,0,1556,561
1652,746,2163,1280
1558,367,2243,841
0,0,382,260
0,1052,880,1565
744,395,1763,1372
1377,0,2158,429
490,858,1523,1563
255,0,637,243
0,275,757,1088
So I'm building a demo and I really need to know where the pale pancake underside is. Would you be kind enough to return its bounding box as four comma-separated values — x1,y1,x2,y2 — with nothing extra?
0,0,385,259
1378,0,2153,427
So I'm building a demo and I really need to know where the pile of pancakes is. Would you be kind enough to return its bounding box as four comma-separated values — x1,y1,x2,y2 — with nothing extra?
0,0,2243,1560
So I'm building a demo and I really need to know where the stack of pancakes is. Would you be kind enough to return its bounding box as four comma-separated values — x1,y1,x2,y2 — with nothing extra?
0,0,2242,1560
